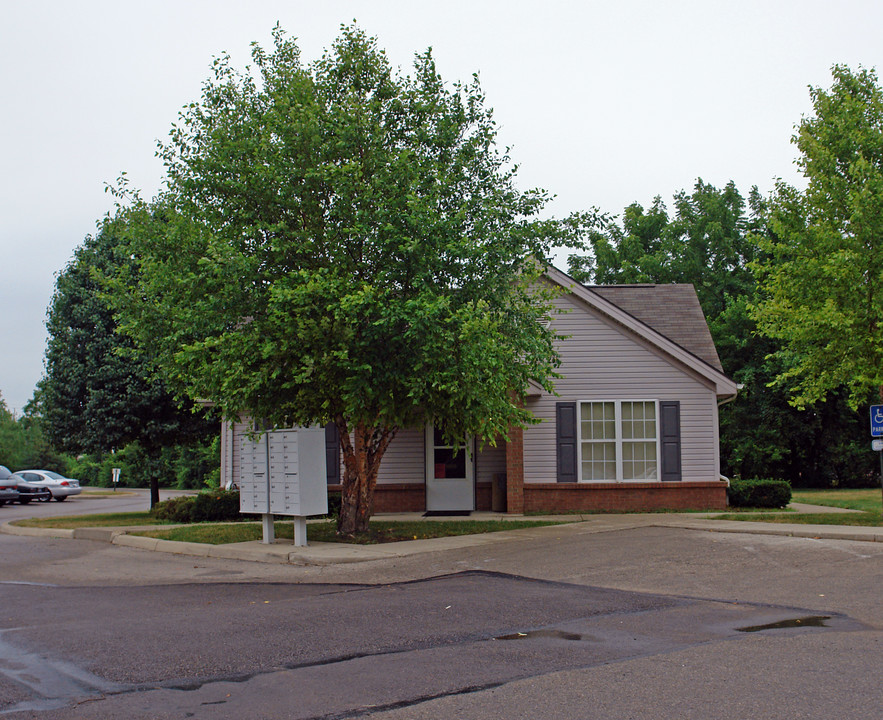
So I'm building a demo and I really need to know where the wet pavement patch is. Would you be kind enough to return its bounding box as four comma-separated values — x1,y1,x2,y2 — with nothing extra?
495,629,584,641
737,615,831,632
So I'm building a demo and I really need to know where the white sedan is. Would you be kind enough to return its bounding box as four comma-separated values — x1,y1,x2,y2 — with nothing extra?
14,470,82,501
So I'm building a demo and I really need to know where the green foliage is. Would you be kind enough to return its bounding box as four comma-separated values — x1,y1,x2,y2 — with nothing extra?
42,224,215,456
753,65,883,409
110,25,589,534
567,178,878,488
568,179,760,315
148,496,197,523
0,393,71,472
191,489,241,522
40,220,219,505
727,478,792,508
149,489,243,523
66,436,220,490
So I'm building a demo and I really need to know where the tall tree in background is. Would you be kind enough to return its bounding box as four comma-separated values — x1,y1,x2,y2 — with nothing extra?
753,65,883,409
568,179,759,311
0,392,67,471
569,180,874,486
42,224,215,506
111,26,585,535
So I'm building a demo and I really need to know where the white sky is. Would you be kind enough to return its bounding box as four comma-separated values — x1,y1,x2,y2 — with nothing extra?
2,0,882,414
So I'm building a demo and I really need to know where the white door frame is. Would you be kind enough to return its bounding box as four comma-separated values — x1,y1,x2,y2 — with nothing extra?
425,424,475,512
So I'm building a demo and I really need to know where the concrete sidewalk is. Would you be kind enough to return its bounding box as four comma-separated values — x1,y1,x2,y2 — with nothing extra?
2,504,882,566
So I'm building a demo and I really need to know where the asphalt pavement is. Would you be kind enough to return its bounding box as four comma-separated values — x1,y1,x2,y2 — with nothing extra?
1,491,882,719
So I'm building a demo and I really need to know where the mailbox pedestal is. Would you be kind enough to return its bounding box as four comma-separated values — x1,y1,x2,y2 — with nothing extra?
238,426,328,546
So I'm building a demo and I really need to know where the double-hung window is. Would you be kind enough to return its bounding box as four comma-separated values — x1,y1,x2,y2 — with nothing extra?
579,400,659,482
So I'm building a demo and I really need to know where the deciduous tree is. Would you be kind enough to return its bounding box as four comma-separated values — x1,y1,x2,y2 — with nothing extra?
568,179,876,486
42,224,215,506
753,65,883,409
112,26,585,534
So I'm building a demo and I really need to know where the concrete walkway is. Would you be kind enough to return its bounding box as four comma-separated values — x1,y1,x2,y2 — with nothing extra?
2,503,882,566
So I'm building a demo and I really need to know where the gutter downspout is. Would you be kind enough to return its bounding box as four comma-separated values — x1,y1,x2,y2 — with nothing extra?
716,384,744,488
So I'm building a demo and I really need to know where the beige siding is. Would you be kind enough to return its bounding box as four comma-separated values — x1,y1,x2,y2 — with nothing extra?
524,292,720,484
376,428,425,485
378,429,505,486
476,439,507,484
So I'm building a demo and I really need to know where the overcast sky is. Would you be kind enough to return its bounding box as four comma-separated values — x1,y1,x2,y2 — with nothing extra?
2,0,882,415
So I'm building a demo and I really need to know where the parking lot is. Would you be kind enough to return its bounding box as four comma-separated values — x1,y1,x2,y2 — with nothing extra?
1,494,882,719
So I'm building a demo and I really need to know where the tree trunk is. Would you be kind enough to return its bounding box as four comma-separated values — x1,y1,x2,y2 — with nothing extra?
150,477,160,509
336,419,396,536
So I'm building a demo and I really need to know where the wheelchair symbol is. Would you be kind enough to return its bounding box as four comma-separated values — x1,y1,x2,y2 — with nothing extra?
875,409,883,425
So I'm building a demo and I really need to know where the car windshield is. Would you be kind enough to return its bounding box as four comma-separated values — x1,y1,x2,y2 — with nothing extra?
43,471,64,480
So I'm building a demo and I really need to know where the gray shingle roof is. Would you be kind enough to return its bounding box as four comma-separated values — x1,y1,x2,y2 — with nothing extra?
587,284,724,373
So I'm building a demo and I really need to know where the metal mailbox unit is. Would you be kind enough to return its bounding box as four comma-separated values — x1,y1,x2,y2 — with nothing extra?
239,426,328,546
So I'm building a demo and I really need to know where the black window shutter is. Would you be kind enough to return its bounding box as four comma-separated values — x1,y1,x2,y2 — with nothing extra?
556,402,578,483
659,401,681,482
325,423,341,484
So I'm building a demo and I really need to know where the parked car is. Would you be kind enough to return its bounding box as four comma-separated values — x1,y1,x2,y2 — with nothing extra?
11,474,53,504
0,466,21,506
14,470,82,501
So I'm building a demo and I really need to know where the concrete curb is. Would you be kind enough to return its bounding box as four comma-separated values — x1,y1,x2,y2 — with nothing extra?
661,518,883,543
0,521,75,539
4,511,882,566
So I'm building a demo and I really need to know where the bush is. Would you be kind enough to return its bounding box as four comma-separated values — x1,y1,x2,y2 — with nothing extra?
191,489,242,522
150,490,243,523
728,478,792,508
149,495,197,523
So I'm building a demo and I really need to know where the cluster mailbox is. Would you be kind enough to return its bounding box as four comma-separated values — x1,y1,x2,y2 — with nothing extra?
238,426,328,545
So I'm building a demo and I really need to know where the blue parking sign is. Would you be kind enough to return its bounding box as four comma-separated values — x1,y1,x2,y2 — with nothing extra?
871,405,883,437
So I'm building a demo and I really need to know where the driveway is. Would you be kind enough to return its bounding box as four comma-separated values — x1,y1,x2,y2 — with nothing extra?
0,503,881,719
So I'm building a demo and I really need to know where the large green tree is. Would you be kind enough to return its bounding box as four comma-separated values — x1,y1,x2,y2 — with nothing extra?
753,65,883,409
568,179,759,313
112,26,584,534
568,180,875,487
42,223,216,506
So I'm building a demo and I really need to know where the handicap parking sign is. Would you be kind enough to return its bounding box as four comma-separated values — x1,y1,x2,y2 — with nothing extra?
871,405,883,437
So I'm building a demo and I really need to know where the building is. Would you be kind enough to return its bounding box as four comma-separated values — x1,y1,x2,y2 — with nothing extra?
220,266,738,513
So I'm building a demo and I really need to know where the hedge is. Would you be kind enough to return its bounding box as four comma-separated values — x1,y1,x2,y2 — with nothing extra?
727,478,792,508
150,489,244,523
150,489,337,523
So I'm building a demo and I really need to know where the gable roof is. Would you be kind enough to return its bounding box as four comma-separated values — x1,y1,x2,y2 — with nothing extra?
589,284,724,373
543,266,738,397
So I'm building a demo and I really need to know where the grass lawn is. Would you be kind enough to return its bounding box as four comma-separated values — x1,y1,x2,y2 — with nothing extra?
12,512,174,529
791,488,883,513
133,518,566,545
715,488,883,527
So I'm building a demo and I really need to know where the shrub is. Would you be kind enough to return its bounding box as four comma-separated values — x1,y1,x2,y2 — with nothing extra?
191,489,242,522
728,478,792,508
150,490,243,523
150,495,197,523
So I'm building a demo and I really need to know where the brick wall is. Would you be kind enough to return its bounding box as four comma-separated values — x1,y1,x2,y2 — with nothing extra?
328,483,426,513
523,481,728,513
329,479,727,514
505,425,524,513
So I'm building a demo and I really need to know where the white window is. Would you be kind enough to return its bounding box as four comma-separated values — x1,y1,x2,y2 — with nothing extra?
579,401,659,482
